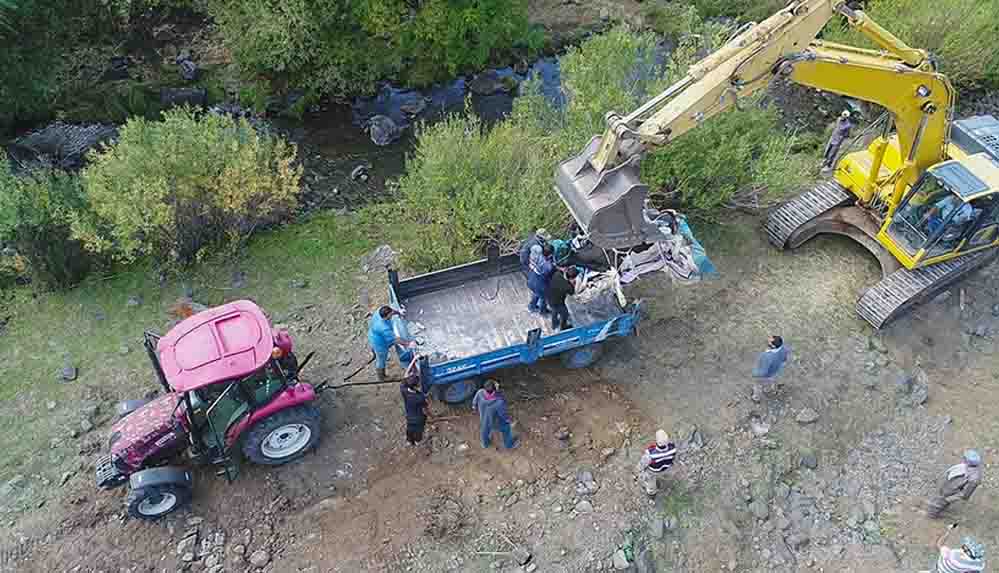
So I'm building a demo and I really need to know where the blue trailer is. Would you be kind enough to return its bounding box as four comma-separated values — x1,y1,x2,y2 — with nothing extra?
388,248,640,403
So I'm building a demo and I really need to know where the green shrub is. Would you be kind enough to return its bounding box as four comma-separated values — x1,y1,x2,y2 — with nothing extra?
208,0,541,96
74,108,302,268
0,155,93,287
822,0,999,90
691,0,786,22
643,2,702,42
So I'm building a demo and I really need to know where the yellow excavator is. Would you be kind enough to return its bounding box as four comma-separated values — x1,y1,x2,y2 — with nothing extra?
555,0,999,328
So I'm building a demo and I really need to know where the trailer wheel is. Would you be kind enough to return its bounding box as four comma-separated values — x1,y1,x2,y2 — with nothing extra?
433,380,478,404
560,344,603,369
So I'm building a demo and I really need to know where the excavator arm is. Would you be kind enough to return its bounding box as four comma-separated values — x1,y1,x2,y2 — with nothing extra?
555,0,954,249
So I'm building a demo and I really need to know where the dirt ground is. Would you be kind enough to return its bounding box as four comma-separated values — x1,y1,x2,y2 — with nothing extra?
5,204,999,573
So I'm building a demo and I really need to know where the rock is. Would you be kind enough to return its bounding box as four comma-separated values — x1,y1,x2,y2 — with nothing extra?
512,546,532,565
177,534,197,555
575,500,594,513
577,470,598,494
176,58,199,82
181,551,195,562
991,303,999,317
204,553,220,569
80,419,94,433
863,519,879,535
749,499,769,520
46,401,57,411
800,449,818,469
160,87,208,109
60,471,73,486
81,404,98,419
599,7,612,21
231,544,246,555
787,532,810,550
367,115,401,146
750,417,770,437
249,549,271,567
187,516,204,526
650,517,664,539
683,426,705,451
796,408,820,424
400,98,428,117
60,365,78,382
612,549,630,570
290,278,309,289
231,270,247,289
601,447,616,460
126,295,142,308
350,164,370,182
118,345,130,356
555,427,570,441
101,56,132,81
775,483,791,500
361,244,398,272
468,70,518,96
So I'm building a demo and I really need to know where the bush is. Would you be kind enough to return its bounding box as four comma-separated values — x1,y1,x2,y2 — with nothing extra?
691,0,787,22
208,0,541,96
822,0,999,90
0,155,93,287
640,105,814,212
75,108,302,268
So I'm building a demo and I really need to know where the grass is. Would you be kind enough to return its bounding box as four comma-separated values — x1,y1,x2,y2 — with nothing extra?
0,211,375,511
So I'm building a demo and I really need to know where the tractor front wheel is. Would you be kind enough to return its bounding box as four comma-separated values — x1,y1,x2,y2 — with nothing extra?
242,405,321,466
126,483,191,520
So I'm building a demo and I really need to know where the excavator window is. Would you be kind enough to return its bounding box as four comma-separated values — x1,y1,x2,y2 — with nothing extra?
962,196,999,250
888,174,988,257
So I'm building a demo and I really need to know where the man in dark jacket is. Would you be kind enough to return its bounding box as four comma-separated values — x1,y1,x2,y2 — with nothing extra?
546,267,578,331
471,380,517,449
751,335,789,402
400,376,429,446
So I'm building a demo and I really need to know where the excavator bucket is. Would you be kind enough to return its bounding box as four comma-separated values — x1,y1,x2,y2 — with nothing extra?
554,136,666,250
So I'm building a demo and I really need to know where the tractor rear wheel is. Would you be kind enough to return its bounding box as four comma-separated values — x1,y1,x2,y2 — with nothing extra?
242,405,321,466
126,483,191,520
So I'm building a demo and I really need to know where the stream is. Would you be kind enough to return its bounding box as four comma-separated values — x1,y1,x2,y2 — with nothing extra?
275,57,566,212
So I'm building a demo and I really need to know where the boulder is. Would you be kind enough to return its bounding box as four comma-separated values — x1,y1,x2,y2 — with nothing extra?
795,408,820,424
367,115,401,146
468,70,518,96
800,449,818,469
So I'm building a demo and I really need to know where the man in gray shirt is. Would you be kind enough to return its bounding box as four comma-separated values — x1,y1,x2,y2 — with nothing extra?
928,450,983,518
821,110,853,172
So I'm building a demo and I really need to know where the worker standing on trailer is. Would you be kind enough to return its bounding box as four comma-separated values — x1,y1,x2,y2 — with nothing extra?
519,228,551,274
527,245,555,315
929,524,985,572
546,266,579,331
928,450,983,519
751,335,789,402
821,110,853,172
368,305,416,381
636,430,677,498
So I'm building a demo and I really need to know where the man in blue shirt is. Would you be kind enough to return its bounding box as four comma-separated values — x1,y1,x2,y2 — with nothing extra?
471,380,517,449
368,305,416,381
751,335,789,402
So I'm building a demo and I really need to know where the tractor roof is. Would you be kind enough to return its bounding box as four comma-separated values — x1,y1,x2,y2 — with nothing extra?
157,300,274,392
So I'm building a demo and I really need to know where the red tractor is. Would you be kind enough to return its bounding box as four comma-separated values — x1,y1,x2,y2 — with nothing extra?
95,300,321,519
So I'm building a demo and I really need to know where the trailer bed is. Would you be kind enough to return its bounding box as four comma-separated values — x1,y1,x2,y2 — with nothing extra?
406,272,550,361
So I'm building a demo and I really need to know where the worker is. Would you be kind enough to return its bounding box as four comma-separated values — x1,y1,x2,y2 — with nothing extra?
471,380,517,449
922,195,976,236
546,266,579,331
527,244,554,315
519,228,551,274
636,429,676,497
927,450,983,518
931,524,985,572
751,335,789,402
400,375,429,446
821,110,853,172
368,305,416,381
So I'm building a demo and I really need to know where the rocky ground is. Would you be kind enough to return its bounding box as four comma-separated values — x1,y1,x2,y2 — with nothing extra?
3,211,999,573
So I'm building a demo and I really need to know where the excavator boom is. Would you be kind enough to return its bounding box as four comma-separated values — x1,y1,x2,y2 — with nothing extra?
554,0,947,250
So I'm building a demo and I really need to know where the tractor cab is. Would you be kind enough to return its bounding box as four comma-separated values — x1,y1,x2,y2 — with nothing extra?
885,159,999,266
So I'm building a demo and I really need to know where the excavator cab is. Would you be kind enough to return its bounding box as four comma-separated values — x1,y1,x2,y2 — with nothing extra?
884,163,999,265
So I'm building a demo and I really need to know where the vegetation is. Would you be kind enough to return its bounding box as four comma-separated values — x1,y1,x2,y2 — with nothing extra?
75,108,302,268
208,0,542,96
823,0,999,90
0,155,93,287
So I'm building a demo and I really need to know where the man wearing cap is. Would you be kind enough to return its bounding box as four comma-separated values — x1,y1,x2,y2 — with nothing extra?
821,110,854,172
636,430,677,497
751,335,790,402
932,524,985,572
519,228,551,275
927,450,984,518
368,305,417,381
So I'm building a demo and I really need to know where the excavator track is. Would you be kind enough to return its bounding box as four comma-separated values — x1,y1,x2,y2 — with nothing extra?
764,181,854,248
856,249,999,329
